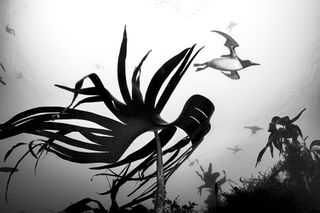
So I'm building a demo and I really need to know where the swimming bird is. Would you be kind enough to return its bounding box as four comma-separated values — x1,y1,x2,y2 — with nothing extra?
194,30,259,80
0,76,6,85
226,21,238,32
188,159,199,166
227,145,243,153
5,25,15,36
15,71,24,79
92,63,104,70
245,125,263,135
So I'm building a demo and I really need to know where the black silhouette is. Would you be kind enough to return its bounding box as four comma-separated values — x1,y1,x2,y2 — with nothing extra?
227,145,243,153
194,30,259,80
56,198,106,213
196,163,226,210
0,167,18,173
0,27,214,211
245,125,263,135
196,163,226,195
221,113,320,213
256,108,306,166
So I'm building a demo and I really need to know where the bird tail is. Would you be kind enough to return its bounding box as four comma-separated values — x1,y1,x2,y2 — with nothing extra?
194,63,204,67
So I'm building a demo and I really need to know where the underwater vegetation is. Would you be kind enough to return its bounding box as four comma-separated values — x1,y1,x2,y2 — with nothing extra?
195,163,227,211
213,109,320,213
0,27,214,212
1,24,318,213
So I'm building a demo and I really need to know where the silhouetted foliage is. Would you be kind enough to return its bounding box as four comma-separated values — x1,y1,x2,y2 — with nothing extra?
217,169,318,213
57,198,107,213
256,108,306,166
153,196,197,213
215,109,320,213
0,27,214,212
196,163,227,211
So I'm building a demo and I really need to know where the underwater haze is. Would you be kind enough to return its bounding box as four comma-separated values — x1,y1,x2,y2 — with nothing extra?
1,0,320,212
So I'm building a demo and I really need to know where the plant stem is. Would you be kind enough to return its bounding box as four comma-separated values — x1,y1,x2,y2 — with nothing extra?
154,130,166,213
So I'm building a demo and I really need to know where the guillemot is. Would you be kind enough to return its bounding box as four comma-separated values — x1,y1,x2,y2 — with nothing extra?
226,21,238,32
227,145,243,153
194,30,259,80
244,125,263,135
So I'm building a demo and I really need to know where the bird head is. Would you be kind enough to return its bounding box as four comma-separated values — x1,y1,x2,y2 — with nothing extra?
242,60,260,68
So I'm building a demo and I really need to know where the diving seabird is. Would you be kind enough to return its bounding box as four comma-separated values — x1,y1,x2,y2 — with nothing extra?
194,30,259,80
15,71,24,79
227,145,243,153
244,125,263,135
226,21,238,32
188,159,199,166
92,63,104,70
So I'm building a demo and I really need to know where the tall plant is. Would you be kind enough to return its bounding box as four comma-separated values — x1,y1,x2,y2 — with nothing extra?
0,27,214,212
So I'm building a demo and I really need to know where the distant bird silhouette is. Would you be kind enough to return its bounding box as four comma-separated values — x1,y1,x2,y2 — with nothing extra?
5,25,15,36
92,63,104,70
15,71,24,79
227,145,243,153
188,159,199,166
226,21,238,32
0,62,5,72
245,125,263,135
194,30,259,80
0,76,6,85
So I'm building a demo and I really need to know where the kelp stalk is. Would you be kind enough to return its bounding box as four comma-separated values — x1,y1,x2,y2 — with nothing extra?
154,130,166,213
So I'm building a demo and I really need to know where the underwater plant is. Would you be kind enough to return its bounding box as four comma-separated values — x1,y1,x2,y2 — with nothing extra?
253,109,320,212
212,110,320,213
255,108,306,166
196,163,226,211
0,27,214,212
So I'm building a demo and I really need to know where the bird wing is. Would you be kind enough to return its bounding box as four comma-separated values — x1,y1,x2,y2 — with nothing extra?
221,71,240,80
0,77,6,85
211,30,239,58
234,147,243,153
0,63,5,72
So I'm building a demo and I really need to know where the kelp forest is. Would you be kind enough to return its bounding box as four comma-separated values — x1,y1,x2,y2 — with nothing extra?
1,27,320,213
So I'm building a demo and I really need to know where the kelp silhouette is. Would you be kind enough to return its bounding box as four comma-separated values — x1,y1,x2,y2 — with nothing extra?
196,163,226,210
56,198,107,213
0,27,214,208
196,163,226,196
256,108,306,166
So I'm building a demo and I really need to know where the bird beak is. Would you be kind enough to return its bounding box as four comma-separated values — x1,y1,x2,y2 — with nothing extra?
251,62,260,66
